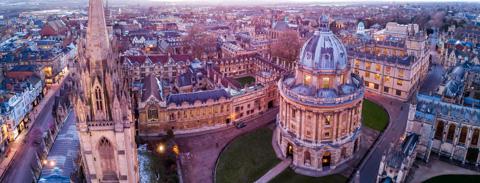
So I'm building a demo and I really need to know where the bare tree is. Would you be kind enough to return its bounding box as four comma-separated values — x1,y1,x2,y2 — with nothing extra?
184,25,217,59
270,30,301,69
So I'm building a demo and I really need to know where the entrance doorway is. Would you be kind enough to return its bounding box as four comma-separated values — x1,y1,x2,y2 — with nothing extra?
286,143,293,157
322,151,331,170
466,148,479,164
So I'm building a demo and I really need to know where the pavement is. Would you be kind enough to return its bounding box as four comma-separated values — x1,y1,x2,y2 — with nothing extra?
175,108,279,183
254,158,292,183
0,73,70,182
408,158,480,183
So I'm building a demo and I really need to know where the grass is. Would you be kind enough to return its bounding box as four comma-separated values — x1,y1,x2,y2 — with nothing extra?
216,128,280,183
270,168,348,183
422,174,480,183
235,76,256,87
362,100,389,132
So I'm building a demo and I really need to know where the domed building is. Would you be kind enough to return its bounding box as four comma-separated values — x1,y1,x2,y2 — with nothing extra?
274,16,364,176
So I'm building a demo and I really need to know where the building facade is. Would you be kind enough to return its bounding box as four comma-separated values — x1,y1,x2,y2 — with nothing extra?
349,29,430,101
273,16,364,176
406,63,480,167
73,0,139,182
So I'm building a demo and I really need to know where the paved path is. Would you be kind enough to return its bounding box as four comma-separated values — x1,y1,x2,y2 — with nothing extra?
409,158,480,183
255,158,291,183
0,73,70,182
175,108,278,183
357,92,409,183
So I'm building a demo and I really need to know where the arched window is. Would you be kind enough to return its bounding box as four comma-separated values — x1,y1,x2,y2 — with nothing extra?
434,121,445,140
95,86,103,112
148,107,158,120
446,124,456,142
471,129,480,146
98,137,117,180
459,126,468,145
304,151,311,165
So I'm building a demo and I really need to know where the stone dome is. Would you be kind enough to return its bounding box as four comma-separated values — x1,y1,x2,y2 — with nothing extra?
299,16,348,72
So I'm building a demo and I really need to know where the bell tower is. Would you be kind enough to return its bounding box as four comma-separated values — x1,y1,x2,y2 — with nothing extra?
73,0,139,182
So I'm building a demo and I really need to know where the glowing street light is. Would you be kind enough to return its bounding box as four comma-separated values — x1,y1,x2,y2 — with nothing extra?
49,160,56,167
157,143,165,153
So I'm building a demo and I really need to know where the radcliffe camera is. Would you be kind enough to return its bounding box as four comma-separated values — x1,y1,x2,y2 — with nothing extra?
0,0,479,183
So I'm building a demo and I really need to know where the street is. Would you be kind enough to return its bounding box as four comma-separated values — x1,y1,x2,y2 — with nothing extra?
1,75,69,183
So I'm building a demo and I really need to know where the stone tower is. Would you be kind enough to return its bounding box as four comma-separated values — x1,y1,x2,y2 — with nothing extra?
73,0,139,182
274,16,364,176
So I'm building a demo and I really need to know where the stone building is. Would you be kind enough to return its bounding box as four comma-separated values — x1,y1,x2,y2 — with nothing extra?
376,133,419,183
273,16,364,176
137,54,284,136
406,63,480,167
72,0,139,182
349,28,430,101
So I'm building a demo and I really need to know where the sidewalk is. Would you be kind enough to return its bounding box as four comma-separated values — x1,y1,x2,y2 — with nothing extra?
0,71,70,180
255,158,292,183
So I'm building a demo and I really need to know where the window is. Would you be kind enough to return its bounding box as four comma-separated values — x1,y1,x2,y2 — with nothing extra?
398,69,405,78
366,62,371,70
385,66,392,74
304,74,311,85
374,74,381,80
385,76,391,82
384,87,389,93
396,90,402,96
98,137,116,176
354,60,360,67
95,87,103,112
375,64,381,71
446,124,456,142
324,132,330,137
374,84,379,89
397,80,403,86
292,109,296,118
148,108,158,120
471,129,479,145
325,116,331,125
459,127,468,145
322,77,330,88
365,72,370,78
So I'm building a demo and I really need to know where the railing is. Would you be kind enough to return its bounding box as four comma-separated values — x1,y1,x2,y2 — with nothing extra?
280,79,364,106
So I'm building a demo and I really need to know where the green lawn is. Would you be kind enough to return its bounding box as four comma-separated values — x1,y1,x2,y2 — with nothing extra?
235,76,256,87
362,100,389,132
423,174,480,183
216,128,280,183
270,168,348,183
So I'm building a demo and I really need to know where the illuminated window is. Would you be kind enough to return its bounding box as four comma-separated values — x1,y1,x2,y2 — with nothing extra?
365,72,370,78
385,76,391,82
385,66,392,73
366,62,371,70
354,60,360,67
375,64,381,71
397,80,403,86
322,77,330,88
398,69,405,78
374,74,381,80
304,74,311,85
325,116,331,125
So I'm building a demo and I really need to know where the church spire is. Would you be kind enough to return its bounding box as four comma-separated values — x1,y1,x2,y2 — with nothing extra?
86,0,110,68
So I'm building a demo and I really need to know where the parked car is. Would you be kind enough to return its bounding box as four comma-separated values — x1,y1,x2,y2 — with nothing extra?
235,122,247,129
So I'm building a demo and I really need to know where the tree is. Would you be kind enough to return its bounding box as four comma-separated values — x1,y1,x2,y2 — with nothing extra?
270,30,301,69
184,25,217,59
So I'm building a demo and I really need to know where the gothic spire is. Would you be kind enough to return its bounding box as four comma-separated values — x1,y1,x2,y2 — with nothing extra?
86,0,110,69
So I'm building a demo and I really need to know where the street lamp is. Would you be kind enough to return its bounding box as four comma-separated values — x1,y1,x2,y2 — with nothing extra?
157,143,165,154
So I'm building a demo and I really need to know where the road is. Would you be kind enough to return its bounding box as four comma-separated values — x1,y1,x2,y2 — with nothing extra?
175,108,279,183
1,78,68,183
357,58,445,183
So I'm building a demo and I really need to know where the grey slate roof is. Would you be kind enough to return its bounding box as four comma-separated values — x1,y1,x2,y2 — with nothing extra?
167,89,230,105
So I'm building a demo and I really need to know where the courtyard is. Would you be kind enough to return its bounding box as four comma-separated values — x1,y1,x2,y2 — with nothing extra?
235,76,256,87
